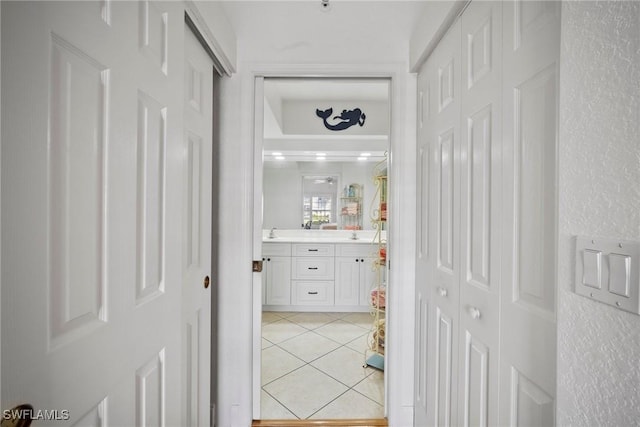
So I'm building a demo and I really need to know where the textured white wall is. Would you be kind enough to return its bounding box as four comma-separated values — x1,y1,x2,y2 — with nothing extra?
558,2,640,426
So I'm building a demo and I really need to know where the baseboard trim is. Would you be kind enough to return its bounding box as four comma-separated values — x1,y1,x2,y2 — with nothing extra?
252,419,388,427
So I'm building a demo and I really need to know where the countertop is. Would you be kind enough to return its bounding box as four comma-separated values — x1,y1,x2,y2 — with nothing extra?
262,230,384,244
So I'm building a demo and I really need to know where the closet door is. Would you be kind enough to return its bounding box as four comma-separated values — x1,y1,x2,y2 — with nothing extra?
2,2,186,424
500,2,560,425
414,39,435,427
457,2,502,426
430,19,462,427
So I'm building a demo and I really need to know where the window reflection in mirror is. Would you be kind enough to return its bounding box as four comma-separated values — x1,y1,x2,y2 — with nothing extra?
302,175,338,229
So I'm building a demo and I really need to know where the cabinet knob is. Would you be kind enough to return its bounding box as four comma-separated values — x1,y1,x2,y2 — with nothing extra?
203,276,210,289
437,286,448,297
356,259,359,262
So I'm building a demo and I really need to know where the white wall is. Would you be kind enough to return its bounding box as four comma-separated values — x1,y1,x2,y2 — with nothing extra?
558,2,640,425
191,1,237,71
408,0,466,71
283,100,389,136
263,163,303,229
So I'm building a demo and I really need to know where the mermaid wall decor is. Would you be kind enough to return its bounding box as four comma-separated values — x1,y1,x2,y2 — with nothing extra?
315,107,366,131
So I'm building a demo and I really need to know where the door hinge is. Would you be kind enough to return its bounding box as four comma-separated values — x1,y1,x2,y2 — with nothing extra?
252,260,263,273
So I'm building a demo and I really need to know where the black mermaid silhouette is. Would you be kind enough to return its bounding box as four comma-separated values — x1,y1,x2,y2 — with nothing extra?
316,107,366,131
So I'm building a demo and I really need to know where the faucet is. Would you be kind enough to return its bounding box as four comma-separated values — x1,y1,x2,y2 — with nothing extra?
350,231,358,240
268,227,277,239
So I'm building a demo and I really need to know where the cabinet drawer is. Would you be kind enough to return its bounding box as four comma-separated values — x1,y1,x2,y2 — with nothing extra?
292,257,335,280
263,243,292,256
335,243,377,258
293,244,335,257
292,281,334,305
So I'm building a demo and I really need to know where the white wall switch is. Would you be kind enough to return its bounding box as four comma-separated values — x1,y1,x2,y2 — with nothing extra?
582,249,602,289
575,236,640,315
609,253,631,297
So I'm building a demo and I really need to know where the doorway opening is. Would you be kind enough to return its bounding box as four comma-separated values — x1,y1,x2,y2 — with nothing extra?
255,77,390,421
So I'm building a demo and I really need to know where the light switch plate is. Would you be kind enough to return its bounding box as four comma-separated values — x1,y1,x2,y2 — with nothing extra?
575,236,640,315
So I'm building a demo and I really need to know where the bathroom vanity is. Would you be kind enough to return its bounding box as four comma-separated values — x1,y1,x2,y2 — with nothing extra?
261,231,381,312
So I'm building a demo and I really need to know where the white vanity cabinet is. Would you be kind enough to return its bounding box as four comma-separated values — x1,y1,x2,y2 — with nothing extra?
263,243,292,305
335,244,378,307
291,244,335,306
261,241,375,311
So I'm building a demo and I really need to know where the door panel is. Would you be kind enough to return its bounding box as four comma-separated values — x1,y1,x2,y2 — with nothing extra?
501,1,559,424
414,48,433,425
182,25,214,427
463,332,489,427
435,308,454,427
49,32,108,347
2,2,188,424
458,3,502,426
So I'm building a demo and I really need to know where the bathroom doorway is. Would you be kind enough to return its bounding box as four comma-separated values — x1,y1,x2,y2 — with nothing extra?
254,77,390,421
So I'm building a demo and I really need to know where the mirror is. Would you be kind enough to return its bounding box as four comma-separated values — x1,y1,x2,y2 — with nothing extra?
262,78,389,232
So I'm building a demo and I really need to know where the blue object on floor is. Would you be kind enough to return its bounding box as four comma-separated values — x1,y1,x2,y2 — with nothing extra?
366,353,384,371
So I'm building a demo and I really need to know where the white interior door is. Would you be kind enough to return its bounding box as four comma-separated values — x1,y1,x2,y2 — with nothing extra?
182,24,214,427
457,2,502,426
430,19,463,427
414,33,436,427
2,1,186,424
500,2,560,425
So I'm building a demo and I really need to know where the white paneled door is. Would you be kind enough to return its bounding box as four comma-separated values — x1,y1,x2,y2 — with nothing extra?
1,2,213,425
500,2,560,425
457,3,502,426
182,25,214,427
414,1,558,426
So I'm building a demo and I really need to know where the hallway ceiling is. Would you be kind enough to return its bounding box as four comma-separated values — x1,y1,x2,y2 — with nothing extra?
218,0,429,63
217,0,432,163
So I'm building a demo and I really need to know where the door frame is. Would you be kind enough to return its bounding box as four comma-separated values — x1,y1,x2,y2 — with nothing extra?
249,63,417,426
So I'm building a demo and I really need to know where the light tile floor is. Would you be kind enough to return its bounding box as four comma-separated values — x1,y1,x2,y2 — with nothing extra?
261,311,384,420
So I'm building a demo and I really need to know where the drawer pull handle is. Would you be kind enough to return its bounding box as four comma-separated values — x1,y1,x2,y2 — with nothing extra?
468,306,481,320
308,249,319,252
308,291,319,295
308,267,318,270
437,286,448,297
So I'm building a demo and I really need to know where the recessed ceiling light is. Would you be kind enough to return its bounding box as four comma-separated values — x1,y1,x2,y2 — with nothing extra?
275,156,285,160
272,152,282,156
316,156,326,161
357,157,367,161
316,152,326,156
360,152,372,157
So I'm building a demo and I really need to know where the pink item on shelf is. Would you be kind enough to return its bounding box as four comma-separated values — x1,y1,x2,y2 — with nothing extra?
370,288,386,309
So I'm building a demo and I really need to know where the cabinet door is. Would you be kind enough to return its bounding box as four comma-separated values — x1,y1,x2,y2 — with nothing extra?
360,257,379,307
335,257,360,306
265,256,291,305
